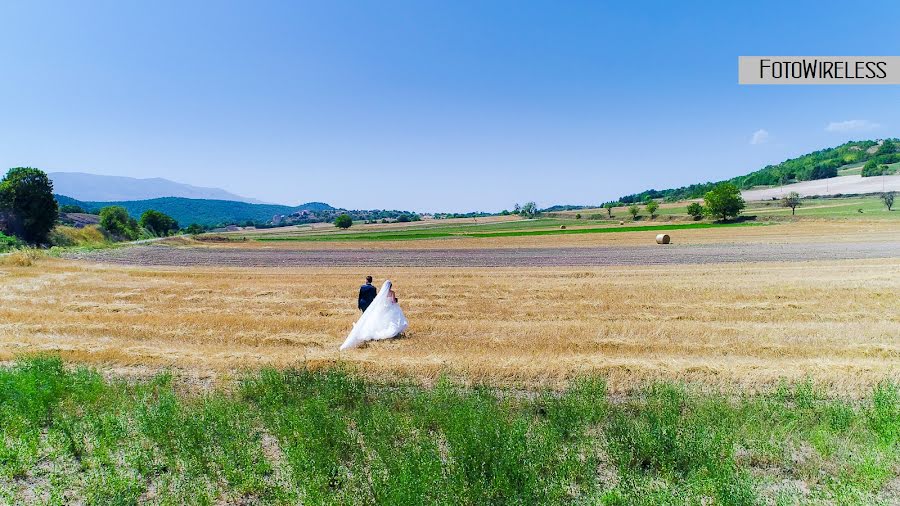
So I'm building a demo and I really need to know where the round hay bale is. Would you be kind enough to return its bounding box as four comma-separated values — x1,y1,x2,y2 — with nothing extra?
560,225,566,230
656,233,671,245
619,221,625,225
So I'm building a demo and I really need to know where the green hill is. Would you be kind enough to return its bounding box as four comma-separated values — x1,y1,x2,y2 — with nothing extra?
617,138,899,203
54,195,333,227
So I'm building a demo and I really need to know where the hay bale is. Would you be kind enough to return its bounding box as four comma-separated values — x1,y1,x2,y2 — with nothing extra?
656,233,671,244
619,221,625,225
560,225,566,230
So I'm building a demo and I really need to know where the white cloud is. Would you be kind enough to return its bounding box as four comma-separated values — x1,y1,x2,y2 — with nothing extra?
825,119,880,132
750,129,770,145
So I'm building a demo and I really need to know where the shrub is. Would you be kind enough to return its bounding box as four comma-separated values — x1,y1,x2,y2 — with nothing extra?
59,204,86,214
183,223,205,235
397,214,410,223
139,209,179,237
575,213,581,219
48,225,108,248
645,200,659,218
99,206,141,240
0,247,45,267
334,214,353,229
0,231,23,253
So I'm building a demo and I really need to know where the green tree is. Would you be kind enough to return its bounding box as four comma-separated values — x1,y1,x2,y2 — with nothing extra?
59,204,86,214
184,223,205,235
519,202,539,219
686,202,704,220
0,167,59,244
883,192,895,211
876,139,897,156
627,204,640,220
99,206,140,240
140,209,179,236
603,202,616,218
397,214,411,223
334,213,353,229
645,200,659,218
781,192,801,215
703,183,745,221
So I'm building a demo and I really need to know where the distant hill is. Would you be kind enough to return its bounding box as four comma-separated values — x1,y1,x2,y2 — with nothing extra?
49,172,268,204
55,195,334,227
616,138,899,203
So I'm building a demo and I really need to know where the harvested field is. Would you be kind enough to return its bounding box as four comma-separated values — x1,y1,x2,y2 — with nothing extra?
2,257,898,394
64,240,900,267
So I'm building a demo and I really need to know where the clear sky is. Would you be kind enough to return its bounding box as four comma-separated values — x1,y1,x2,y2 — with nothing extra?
2,1,899,211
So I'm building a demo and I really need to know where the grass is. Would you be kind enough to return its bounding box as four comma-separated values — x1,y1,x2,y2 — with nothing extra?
255,220,762,242
555,195,899,221
0,357,897,504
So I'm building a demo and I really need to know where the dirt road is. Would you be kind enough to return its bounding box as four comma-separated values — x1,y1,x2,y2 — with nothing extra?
66,241,900,267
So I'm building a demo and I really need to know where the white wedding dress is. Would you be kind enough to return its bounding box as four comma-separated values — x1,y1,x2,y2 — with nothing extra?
340,280,408,350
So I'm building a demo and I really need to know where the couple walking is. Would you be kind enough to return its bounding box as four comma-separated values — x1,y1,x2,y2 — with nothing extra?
339,276,408,350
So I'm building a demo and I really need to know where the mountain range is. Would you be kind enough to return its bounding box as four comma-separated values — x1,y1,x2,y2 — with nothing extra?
55,195,333,227
49,172,269,204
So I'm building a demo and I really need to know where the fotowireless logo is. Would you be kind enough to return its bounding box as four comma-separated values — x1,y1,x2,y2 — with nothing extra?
738,56,900,84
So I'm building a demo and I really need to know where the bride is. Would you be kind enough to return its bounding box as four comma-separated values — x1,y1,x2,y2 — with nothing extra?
340,280,408,350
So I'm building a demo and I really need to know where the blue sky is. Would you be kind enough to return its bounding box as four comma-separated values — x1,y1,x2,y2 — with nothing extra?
1,1,899,211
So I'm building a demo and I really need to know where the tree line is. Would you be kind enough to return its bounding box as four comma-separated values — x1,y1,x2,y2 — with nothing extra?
1,167,198,250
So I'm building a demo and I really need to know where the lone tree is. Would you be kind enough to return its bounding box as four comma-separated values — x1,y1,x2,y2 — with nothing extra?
781,191,801,215
883,191,895,211
703,182,745,221
99,206,140,240
644,199,659,219
603,202,616,218
334,213,353,229
627,204,640,220
0,167,59,244
140,209,179,237
686,202,704,220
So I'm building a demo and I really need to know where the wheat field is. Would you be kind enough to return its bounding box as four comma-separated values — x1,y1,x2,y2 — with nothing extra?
2,255,897,394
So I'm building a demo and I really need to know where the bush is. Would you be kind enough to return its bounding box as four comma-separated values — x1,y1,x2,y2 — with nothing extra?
59,204,86,214
0,247,45,267
139,209,179,237
48,225,108,248
397,214,411,223
183,223,205,235
334,214,353,229
99,206,141,241
0,231,23,253
862,160,887,177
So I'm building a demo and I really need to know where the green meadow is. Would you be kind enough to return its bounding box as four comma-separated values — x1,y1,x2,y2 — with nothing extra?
1,357,898,505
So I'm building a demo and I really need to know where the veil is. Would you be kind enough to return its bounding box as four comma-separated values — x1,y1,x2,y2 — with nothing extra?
340,280,408,350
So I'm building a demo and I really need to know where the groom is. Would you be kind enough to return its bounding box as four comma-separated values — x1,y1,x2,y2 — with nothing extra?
358,276,377,312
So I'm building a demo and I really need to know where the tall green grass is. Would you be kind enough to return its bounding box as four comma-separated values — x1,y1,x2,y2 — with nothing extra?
0,357,897,504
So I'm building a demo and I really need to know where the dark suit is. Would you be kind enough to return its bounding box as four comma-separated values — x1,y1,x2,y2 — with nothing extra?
358,283,377,312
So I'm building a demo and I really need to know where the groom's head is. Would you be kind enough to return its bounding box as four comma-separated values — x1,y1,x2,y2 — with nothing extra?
366,276,372,284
